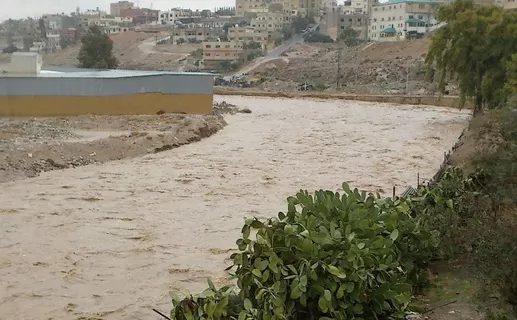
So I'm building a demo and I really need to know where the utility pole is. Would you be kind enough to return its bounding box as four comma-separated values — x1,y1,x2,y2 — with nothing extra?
406,63,410,95
355,47,359,84
336,46,341,90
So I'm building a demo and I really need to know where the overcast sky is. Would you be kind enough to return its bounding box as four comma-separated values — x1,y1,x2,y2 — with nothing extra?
1,0,236,21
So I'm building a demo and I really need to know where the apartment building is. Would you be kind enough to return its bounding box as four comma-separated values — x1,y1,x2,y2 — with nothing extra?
368,0,440,41
110,1,134,16
120,8,159,25
172,26,224,42
159,11,176,25
228,26,272,47
250,12,285,32
324,11,367,39
41,14,62,30
202,41,245,64
236,0,271,17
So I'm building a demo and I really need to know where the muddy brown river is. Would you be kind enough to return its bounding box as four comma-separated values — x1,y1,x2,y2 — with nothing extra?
0,96,470,319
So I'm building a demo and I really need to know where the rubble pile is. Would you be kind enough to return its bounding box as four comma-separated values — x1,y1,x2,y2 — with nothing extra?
213,101,252,115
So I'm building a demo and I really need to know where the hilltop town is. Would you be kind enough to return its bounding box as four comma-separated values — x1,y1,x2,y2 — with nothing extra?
1,0,516,93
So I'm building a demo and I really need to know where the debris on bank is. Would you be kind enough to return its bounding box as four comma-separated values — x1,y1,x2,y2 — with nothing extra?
213,101,252,115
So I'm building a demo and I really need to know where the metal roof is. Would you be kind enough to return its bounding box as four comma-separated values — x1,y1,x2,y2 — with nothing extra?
37,69,214,78
381,27,397,33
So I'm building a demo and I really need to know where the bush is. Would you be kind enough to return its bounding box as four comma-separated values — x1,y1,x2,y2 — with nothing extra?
304,32,334,43
169,279,243,320
170,183,440,320
2,44,18,53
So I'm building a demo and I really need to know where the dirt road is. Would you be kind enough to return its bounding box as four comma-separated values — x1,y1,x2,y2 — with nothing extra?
0,96,470,319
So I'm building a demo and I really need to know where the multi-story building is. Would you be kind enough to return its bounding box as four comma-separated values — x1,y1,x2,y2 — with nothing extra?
110,1,134,16
201,40,245,66
236,0,270,17
120,8,159,25
172,26,224,43
228,26,272,47
159,11,176,25
41,14,63,30
250,12,285,32
368,0,440,41
324,10,367,40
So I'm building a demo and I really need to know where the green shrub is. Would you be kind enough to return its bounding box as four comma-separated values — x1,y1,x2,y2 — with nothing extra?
230,183,439,320
169,279,243,320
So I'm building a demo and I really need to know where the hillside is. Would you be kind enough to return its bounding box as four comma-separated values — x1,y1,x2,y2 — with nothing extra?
244,38,438,95
42,31,192,71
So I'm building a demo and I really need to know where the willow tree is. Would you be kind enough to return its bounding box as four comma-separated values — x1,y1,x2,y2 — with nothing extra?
426,0,517,113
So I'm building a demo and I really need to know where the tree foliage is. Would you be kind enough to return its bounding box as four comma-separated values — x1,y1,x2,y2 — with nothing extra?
2,44,18,54
426,0,517,113
338,27,360,47
291,14,315,34
170,183,441,320
77,25,118,69
304,32,334,43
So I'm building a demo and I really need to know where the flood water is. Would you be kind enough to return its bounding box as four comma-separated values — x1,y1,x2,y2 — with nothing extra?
0,96,470,319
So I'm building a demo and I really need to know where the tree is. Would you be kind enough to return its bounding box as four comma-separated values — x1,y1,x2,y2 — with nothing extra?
425,0,517,113
77,25,118,69
243,41,262,50
2,45,18,54
291,14,315,34
338,27,360,46
38,18,47,40
304,32,334,43
59,38,69,49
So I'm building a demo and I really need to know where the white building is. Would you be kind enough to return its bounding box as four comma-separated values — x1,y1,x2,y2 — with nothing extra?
41,14,62,30
159,11,176,24
368,0,440,41
0,52,42,77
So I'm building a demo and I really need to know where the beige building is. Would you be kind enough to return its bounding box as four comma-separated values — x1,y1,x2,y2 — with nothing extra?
172,27,223,43
250,12,286,32
110,1,134,16
324,11,367,40
202,41,245,66
228,26,273,47
369,0,440,41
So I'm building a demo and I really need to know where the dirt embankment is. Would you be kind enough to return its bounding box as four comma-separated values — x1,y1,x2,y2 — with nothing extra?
0,114,227,183
42,31,189,71
240,38,455,95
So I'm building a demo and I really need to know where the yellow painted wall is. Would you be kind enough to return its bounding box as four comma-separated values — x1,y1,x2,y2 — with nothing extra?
0,93,213,117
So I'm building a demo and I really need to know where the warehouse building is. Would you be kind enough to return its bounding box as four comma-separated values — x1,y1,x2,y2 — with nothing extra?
0,53,214,117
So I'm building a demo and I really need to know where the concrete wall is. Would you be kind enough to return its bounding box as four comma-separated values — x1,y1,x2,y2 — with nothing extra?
214,88,473,109
0,73,214,116
0,53,42,76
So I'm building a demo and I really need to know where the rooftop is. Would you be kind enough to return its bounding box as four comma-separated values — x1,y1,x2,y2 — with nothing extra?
38,69,213,78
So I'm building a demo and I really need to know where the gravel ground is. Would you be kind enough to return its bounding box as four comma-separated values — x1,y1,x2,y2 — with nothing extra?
0,113,227,183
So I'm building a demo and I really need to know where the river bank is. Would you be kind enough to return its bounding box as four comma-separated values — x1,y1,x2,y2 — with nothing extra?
0,114,226,183
214,88,472,109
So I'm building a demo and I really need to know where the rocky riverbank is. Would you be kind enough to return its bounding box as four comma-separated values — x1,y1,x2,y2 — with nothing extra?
0,114,227,183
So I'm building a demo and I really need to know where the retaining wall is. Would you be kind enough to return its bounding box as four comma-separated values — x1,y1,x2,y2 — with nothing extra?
0,71,214,117
214,88,472,109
